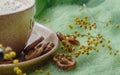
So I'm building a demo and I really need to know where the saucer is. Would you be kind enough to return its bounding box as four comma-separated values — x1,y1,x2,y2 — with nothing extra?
0,22,59,75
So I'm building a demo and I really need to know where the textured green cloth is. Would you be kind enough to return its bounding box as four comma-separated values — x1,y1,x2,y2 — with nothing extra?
30,0,120,75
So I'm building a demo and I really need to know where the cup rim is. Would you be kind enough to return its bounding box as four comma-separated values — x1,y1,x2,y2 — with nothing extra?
0,0,35,16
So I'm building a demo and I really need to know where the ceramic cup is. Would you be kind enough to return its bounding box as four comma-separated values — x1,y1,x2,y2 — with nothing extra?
0,0,35,54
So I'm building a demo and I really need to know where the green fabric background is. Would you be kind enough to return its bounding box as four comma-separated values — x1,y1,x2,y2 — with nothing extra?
30,0,120,75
